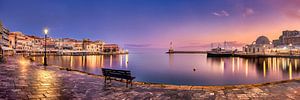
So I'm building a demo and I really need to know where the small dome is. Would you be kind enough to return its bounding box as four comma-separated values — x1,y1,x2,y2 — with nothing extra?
256,36,270,44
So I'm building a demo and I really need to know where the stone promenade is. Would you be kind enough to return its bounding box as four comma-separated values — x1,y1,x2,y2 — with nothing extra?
0,56,300,100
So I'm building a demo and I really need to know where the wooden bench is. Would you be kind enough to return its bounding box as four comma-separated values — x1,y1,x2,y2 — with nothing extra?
102,68,135,87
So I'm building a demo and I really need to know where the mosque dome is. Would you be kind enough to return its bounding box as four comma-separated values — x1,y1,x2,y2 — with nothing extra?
256,36,270,44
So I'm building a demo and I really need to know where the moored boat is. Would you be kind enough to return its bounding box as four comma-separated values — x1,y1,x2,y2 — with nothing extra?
207,47,237,57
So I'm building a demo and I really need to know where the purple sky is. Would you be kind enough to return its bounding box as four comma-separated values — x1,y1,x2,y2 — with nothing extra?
0,0,300,50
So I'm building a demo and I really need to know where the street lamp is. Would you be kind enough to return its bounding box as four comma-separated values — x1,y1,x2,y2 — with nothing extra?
43,28,48,66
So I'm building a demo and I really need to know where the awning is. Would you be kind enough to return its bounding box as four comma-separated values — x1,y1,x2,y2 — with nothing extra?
1,46,13,51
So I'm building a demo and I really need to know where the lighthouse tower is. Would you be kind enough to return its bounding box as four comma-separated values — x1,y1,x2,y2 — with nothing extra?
169,42,174,52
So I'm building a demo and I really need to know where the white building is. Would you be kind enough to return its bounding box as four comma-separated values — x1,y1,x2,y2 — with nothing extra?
243,36,273,54
0,21,13,55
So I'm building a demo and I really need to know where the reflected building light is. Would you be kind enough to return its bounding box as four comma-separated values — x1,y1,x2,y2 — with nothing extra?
101,55,104,67
232,57,235,73
295,60,298,70
169,54,174,67
245,59,248,77
80,56,83,67
287,58,290,67
272,58,276,71
120,55,123,67
289,62,293,80
125,54,129,68
96,56,101,67
268,58,271,69
90,56,97,68
263,61,266,78
110,55,113,67
277,58,280,72
220,58,224,74
282,59,286,70
70,56,73,68
237,58,240,71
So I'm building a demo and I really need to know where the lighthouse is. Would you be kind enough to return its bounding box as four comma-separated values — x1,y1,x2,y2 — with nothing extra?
169,42,174,53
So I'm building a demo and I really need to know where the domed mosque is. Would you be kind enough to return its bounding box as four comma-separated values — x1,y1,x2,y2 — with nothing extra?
244,35,274,54
255,36,270,45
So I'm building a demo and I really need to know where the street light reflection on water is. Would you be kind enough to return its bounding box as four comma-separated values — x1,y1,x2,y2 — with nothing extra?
32,54,300,85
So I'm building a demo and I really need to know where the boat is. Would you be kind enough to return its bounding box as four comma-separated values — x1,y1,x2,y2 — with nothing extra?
207,47,237,57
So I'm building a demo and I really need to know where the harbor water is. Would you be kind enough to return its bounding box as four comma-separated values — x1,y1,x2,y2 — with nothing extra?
32,49,300,86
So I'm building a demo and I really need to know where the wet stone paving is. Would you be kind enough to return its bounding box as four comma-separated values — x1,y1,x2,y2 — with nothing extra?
0,56,300,100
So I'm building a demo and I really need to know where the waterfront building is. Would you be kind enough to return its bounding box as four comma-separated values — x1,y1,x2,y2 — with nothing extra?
28,35,44,52
243,36,273,54
10,32,31,53
82,38,92,51
57,38,78,50
73,41,83,51
9,32,44,53
86,40,104,53
273,30,300,47
43,38,57,51
103,44,119,52
0,21,13,55
1,20,123,55
244,34,300,55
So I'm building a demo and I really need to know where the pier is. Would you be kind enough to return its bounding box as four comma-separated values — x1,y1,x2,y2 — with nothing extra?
166,51,207,54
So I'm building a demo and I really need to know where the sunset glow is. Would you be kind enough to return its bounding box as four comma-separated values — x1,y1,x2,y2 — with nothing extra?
1,0,300,50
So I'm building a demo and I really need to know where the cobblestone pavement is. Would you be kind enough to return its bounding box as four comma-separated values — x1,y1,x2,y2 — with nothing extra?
1,56,300,100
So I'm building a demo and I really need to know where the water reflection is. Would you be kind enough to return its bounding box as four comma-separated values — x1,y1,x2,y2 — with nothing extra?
207,57,300,81
32,54,300,85
33,54,129,73
168,54,174,67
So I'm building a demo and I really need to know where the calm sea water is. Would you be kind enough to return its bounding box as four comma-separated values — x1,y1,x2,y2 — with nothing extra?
32,50,300,86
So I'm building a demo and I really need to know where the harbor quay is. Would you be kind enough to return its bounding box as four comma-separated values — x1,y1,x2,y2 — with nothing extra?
0,56,300,99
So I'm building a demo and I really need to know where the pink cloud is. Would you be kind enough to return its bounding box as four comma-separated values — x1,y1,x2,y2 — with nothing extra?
212,10,230,17
267,0,300,18
243,8,255,17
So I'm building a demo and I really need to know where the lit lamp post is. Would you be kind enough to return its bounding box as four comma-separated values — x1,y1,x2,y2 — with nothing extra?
43,28,48,66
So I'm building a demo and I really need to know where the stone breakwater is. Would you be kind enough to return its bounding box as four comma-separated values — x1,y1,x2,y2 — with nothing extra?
0,56,300,99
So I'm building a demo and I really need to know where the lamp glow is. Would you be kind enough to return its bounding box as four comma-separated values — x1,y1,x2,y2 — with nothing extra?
44,28,48,35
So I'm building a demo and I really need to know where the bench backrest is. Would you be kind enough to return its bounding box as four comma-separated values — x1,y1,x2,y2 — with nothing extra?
102,68,132,78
